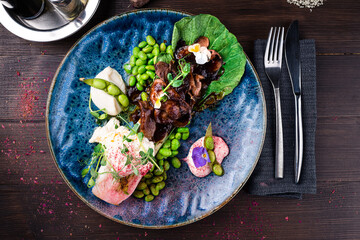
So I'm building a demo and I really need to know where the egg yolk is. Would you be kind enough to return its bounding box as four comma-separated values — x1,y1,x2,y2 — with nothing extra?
188,43,201,53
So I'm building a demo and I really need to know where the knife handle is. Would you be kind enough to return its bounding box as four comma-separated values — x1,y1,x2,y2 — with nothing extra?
274,88,284,179
294,95,303,183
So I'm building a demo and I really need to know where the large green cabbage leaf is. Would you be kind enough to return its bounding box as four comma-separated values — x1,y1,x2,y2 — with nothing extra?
172,14,246,108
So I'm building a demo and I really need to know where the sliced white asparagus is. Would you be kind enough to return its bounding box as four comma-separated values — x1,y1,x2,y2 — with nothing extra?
90,67,127,116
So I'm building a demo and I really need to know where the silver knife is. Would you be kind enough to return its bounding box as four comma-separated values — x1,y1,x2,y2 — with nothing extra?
285,20,303,184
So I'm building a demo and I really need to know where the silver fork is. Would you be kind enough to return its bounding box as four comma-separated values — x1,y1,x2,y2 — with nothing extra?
264,27,285,179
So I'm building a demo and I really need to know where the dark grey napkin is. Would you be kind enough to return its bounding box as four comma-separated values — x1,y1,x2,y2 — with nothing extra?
245,39,317,199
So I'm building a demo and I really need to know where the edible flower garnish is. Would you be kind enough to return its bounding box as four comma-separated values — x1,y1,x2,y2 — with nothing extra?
154,91,168,109
192,146,211,168
188,43,211,65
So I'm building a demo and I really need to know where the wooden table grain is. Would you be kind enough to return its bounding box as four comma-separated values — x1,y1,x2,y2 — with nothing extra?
1,0,360,239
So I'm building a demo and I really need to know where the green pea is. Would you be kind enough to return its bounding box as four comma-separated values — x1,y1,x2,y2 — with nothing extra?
145,195,154,202
163,140,171,149
141,92,148,101
136,182,147,190
143,45,153,53
152,47,160,56
138,41,147,48
145,179,152,185
164,160,170,171
92,78,106,89
136,58,147,66
139,79,146,86
175,133,181,140
129,76,136,87
118,94,129,107
162,171,167,181
205,136,214,150
136,82,144,91
182,132,189,140
156,181,165,191
133,190,144,198
138,51,147,61
131,65,138,75
171,157,181,169
171,139,180,150
107,84,121,96
154,167,164,176
123,64,132,74
158,159,164,166
171,150,178,157
169,133,175,140
159,148,172,157
152,176,163,184
146,71,155,79
143,187,150,195
148,58,154,65
129,55,136,67
138,65,146,74
160,42,166,52
133,47,141,57
146,53,154,59
150,184,159,196
141,73,149,80
212,163,224,176
146,35,156,45
208,150,216,163
144,173,153,179
177,127,189,133
145,65,155,71
156,153,164,160
154,43,159,48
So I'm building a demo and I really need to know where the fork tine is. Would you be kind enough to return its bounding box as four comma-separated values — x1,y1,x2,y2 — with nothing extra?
278,27,285,64
265,27,273,62
269,27,276,62
274,27,281,61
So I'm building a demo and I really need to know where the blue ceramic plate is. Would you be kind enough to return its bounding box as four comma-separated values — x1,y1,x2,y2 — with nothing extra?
46,9,266,228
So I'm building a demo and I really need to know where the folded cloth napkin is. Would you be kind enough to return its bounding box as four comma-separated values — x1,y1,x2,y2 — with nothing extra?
245,39,317,199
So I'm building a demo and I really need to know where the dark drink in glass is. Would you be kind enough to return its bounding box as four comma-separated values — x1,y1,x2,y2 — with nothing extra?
1,0,45,19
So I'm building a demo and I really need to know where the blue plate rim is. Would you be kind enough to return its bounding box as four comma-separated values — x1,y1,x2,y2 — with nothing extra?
45,8,267,229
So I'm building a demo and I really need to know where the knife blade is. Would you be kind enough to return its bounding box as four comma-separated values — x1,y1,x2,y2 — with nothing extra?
285,20,303,184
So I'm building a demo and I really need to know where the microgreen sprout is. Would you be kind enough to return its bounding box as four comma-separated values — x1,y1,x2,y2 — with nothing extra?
162,59,191,93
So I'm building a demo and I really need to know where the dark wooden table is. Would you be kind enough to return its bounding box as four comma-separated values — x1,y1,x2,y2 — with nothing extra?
1,1,360,239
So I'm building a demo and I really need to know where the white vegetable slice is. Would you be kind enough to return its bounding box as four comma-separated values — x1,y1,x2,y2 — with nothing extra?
90,67,126,116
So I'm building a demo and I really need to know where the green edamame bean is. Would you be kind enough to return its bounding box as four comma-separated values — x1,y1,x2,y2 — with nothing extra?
141,92,148,101
141,73,149,80
158,159,164,166
156,181,165,191
152,176,163,184
208,150,216,163
156,153,164,160
177,127,189,133
144,173,153,179
143,187,150,195
143,45,153,53
175,133,181,140
129,76,136,87
171,150,178,157
132,65,139,75
159,148,172,157
138,51,147,61
136,73,142,81
182,132,189,140
205,136,214,150
138,41,147,48
92,78,106,89
160,42,166,52
129,55,136,67
139,79,146,86
166,45,173,56
212,163,224,176
150,184,159,196
171,157,181,169
123,64,132,74
154,43,159,48
171,139,180,150
146,70,155,79
133,47,141,57
107,84,121,96
162,171,167,181
163,140,171,149
145,65,155,71
138,65,146,74
146,53,154,59
118,94,129,107
169,133,175,140
136,58,147,66
136,182,147,190
154,167,164,176
146,35,156,46
145,179,152,185
148,58,154,65
145,195,154,202
164,160,170,171
136,82,144,91
152,47,160,56
133,190,144,198
150,164,155,172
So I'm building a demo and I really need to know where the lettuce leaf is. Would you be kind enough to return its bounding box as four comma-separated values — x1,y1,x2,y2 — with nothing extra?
172,14,246,108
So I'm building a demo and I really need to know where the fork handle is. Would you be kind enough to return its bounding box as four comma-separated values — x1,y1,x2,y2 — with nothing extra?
274,88,284,179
